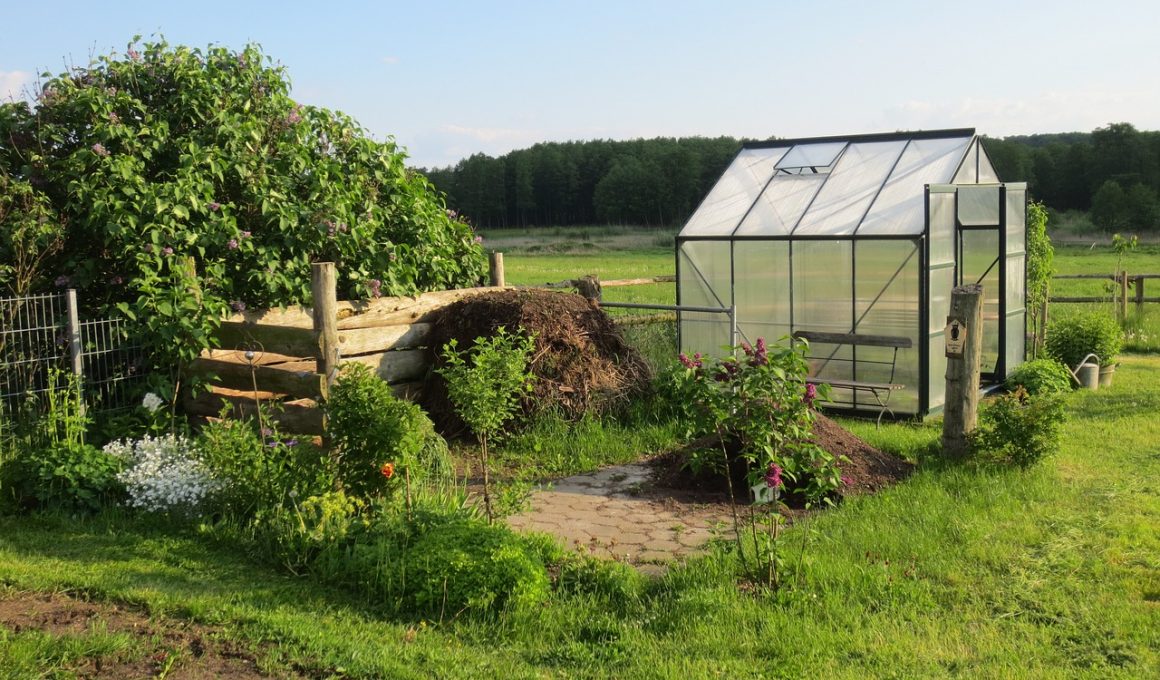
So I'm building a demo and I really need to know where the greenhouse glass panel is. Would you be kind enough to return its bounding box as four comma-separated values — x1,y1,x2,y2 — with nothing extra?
1006,187,1026,254
929,266,954,332
958,186,1000,226
793,141,908,236
928,336,947,409
858,137,971,236
929,190,956,266
734,174,824,236
977,149,1000,183
953,141,979,183
678,241,733,352
793,240,855,406
1005,311,1025,371
853,240,921,413
1006,255,1026,312
680,148,785,236
960,229,1001,374
776,142,847,170
793,241,852,332
734,241,791,344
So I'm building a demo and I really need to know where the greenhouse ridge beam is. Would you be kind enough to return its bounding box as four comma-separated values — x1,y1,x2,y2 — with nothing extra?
744,128,976,150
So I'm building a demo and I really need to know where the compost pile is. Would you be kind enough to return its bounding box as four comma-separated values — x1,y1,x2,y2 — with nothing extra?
424,289,652,433
650,413,913,507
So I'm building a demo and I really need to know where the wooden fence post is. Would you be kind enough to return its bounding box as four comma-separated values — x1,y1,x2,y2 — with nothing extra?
1136,275,1145,313
312,262,339,401
942,283,984,460
1119,271,1129,320
489,252,505,287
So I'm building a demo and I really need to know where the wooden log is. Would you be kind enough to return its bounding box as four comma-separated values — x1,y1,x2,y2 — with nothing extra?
223,287,503,330
1137,276,1146,311
489,251,505,287
337,323,432,356
942,283,984,460
200,347,304,366
215,322,315,358
183,388,324,434
340,349,429,384
187,357,324,399
313,263,340,399
601,275,676,286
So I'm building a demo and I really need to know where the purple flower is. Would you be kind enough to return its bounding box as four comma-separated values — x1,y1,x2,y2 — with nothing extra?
208,202,221,212
108,112,120,125
804,382,818,405
474,235,483,244
241,230,251,239
287,106,302,125
54,275,71,288
227,238,239,250
127,48,141,61
284,438,299,447
230,300,246,312
260,427,273,437
679,353,694,369
764,462,783,490
162,246,174,256
91,143,109,157
841,475,853,488
368,279,382,298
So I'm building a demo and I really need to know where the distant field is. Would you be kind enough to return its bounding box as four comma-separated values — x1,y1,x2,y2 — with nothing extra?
497,227,1160,352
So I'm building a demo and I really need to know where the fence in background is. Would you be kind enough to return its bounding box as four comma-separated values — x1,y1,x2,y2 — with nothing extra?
1050,272,1160,319
0,291,146,418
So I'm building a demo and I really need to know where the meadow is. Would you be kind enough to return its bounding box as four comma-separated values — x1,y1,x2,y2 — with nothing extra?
0,226,1156,678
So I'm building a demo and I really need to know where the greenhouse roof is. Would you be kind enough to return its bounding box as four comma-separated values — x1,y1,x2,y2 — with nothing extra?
680,128,997,238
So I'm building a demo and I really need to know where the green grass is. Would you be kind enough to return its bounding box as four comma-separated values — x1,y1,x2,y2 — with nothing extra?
2,356,1158,677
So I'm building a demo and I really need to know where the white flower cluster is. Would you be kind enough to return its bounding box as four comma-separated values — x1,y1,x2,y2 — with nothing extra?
105,434,221,514
141,392,165,413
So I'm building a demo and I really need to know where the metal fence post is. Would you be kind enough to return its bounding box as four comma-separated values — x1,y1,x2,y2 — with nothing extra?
729,304,738,349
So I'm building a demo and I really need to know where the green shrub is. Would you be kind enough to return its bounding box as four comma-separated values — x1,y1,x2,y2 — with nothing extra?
1045,312,1123,368
971,388,1067,468
555,554,645,605
198,415,332,520
326,363,451,499
253,490,369,572
1005,358,1074,395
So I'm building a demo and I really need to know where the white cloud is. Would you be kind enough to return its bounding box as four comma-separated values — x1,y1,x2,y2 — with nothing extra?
0,70,33,102
875,89,1160,137
440,123,539,144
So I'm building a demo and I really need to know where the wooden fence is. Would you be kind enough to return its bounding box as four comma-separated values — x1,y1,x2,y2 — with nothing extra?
1050,272,1160,318
184,262,507,434
184,255,672,434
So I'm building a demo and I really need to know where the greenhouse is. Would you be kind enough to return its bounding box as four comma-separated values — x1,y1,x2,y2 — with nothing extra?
676,128,1026,418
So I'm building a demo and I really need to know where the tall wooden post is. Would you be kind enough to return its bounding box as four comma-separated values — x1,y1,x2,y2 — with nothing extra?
488,251,505,287
1136,275,1145,313
942,283,984,459
311,262,339,401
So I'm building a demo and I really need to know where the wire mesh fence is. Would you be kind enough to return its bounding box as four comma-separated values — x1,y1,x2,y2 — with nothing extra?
0,291,147,420
609,311,677,376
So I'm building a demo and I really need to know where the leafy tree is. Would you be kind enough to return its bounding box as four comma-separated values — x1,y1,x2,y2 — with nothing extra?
1025,202,1054,356
0,39,485,370
1124,183,1159,232
1090,180,1128,231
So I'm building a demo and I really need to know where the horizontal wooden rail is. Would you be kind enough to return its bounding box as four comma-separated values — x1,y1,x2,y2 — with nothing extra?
1051,296,1160,304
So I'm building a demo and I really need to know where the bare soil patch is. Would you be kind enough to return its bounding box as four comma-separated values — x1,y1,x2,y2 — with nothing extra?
0,590,287,679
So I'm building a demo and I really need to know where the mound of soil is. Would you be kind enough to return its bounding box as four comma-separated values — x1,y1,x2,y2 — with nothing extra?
424,289,652,434
650,413,913,508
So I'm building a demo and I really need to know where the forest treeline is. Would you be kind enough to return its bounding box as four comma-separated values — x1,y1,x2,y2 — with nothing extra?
421,123,1160,232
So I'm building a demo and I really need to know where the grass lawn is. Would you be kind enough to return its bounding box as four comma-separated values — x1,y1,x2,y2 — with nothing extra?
2,356,1157,678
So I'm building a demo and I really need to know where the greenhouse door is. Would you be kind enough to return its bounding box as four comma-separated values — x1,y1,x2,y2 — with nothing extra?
954,185,1019,382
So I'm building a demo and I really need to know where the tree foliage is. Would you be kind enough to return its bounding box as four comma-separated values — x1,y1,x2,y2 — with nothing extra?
0,39,485,365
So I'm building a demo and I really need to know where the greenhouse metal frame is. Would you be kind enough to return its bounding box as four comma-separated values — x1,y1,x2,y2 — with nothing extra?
676,128,1026,418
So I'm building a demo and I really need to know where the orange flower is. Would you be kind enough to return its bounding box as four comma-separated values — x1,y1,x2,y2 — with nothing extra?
380,462,395,479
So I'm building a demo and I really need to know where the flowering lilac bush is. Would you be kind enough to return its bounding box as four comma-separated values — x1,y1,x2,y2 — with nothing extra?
0,39,485,370
106,434,220,514
671,337,841,505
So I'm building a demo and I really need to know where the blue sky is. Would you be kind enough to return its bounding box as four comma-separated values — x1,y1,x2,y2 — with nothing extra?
2,1,1158,168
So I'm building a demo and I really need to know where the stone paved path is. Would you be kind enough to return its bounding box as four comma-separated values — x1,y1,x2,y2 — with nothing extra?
506,463,729,572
